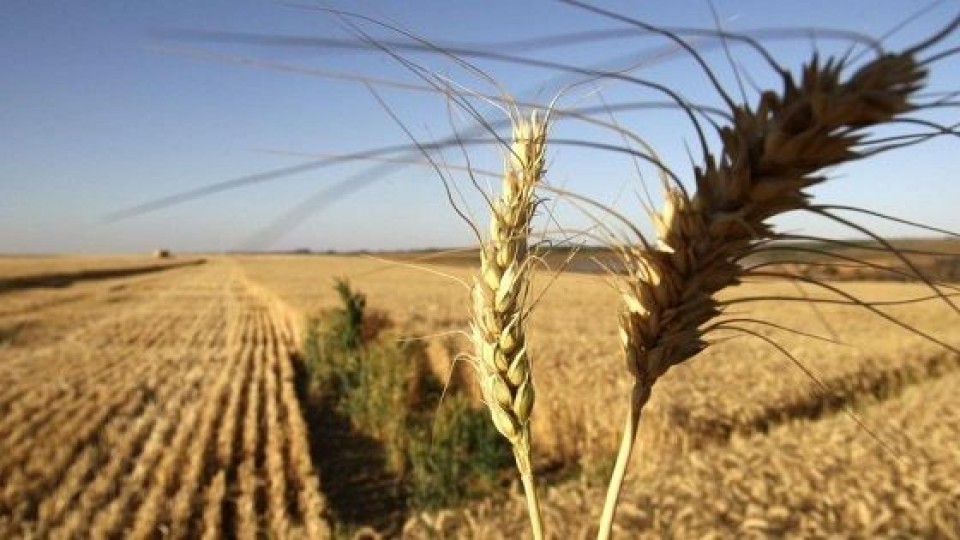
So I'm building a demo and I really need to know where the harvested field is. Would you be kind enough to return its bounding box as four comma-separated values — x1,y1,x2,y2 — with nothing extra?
1,254,956,537
0,259,329,539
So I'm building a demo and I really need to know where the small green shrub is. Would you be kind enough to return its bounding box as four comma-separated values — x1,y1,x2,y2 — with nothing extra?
333,277,365,351
406,395,512,509
337,340,417,472
302,316,323,377
300,279,511,513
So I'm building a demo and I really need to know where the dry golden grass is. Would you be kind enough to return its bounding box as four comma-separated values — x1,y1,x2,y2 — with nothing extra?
0,259,330,538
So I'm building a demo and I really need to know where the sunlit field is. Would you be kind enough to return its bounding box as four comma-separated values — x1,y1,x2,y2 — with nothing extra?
0,257,328,538
4,1,960,538
0,249,957,537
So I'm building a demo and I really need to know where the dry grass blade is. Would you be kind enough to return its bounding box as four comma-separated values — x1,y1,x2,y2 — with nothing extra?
470,109,549,540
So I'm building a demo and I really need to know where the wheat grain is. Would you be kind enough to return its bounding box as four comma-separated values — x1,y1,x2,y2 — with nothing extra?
470,109,549,539
600,49,931,537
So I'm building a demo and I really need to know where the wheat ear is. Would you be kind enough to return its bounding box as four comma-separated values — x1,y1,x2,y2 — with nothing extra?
598,52,929,539
471,109,548,540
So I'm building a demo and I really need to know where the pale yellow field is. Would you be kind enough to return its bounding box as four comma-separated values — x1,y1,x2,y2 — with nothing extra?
1,254,957,538
0,259,329,539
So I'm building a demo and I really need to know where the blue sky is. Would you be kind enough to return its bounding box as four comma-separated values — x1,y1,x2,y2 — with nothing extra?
2,1,958,253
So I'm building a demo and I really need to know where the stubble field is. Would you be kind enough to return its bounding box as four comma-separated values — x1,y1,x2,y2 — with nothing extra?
0,253,957,538
0,257,328,539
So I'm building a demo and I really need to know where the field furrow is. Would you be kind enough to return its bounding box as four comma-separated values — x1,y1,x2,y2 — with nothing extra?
126,364,217,537
235,308,268,540
44,401,161,536
83,365,208,538
167,286,246,539
211,321,256,539
167,346,240,539
0,260,330,538
0,350,175,472
1,378,154,519
264,324,292,538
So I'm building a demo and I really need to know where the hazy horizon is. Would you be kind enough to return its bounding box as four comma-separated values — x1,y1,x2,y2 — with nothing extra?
4,1,959,254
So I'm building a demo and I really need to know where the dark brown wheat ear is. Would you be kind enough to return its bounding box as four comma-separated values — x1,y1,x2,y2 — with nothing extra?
595,22,960,540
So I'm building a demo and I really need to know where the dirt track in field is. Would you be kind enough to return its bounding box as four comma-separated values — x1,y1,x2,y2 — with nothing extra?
0,260,330,539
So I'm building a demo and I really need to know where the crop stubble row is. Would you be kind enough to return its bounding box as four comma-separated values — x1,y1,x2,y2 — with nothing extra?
0,261,330,538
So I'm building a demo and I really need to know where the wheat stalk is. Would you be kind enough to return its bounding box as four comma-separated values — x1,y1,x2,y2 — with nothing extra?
598,50,931,538
471,108,548,540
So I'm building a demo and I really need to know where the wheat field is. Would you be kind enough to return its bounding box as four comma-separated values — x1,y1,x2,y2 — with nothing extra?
0,258,329,539
236,254,960,537
404,370,960,538
0,255,188,281
4,0,960,536
235,256,960,451
1,253,957,537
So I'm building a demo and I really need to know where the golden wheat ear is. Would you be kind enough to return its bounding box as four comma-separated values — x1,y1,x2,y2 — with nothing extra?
314,15,558,536
468,109,550,540
584,14,960,537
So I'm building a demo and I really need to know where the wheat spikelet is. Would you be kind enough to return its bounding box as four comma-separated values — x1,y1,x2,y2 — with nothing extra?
470,108,548,539
600,52,930,538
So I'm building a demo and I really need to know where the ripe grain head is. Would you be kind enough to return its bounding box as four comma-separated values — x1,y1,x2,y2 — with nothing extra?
471,110,548,462
619,51,927,401
469,108,549,538
593,41,951,538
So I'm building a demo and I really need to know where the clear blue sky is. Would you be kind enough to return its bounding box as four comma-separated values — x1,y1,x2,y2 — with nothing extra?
2,1,958,253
